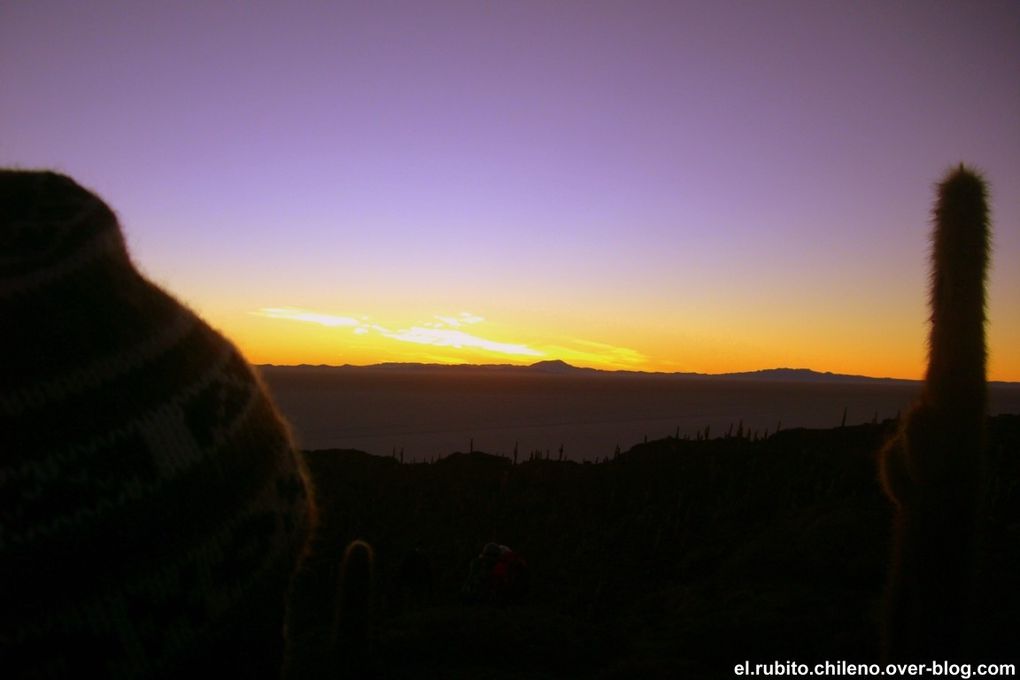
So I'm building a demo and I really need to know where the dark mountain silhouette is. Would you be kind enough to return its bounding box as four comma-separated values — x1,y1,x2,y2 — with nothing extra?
261,361,929,384
714,367,914,383
526,359,598,375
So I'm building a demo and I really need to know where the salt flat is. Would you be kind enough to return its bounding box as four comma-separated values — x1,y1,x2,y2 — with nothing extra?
259,365,1020,461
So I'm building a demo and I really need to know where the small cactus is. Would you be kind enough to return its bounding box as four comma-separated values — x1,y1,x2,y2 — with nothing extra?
334,539,376,674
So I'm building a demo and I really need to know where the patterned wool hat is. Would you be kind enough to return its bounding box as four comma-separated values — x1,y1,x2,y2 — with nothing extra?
0,170,313,678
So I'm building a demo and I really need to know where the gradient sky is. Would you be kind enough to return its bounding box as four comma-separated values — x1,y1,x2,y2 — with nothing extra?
3,1,1018,379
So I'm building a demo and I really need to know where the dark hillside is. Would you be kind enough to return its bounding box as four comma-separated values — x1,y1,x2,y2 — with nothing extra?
288,415,1020,678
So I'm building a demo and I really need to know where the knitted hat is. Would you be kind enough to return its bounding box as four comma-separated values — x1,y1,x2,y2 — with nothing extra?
0,170,313,678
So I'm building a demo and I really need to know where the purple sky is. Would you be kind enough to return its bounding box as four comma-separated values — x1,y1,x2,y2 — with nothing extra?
3,1,1018,379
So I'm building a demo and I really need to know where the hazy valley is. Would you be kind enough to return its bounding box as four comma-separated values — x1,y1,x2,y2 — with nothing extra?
261,362,1020,461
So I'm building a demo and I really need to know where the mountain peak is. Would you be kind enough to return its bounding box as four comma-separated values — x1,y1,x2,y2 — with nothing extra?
529,359,581,373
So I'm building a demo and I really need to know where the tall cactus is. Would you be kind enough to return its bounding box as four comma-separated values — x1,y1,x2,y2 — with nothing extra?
878,165,990,661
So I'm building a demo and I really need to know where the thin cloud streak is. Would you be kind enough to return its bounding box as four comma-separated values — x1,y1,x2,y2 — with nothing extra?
253,307,648,366
253,307,543,359
379,326,543,357
255,307,361,327
433,313,484,328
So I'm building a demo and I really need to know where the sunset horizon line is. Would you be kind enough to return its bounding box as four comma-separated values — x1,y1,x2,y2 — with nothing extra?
237,306,1019,384
257,359,953,384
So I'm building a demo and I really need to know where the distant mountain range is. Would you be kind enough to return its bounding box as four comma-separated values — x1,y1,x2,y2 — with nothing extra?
259,359,933,384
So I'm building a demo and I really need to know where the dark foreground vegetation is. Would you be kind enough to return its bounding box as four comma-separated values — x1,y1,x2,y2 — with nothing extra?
289,415,1020,678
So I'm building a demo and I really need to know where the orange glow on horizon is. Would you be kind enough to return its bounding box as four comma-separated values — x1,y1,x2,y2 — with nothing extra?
186,304,1020,382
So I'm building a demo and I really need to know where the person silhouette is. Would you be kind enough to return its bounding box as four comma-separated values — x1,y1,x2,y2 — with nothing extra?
1,170,313,678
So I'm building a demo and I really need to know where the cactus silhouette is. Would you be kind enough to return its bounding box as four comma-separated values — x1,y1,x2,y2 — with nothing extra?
878,165,990,661
334,539,376,676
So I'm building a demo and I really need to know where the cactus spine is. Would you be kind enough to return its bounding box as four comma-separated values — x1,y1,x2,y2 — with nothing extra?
878,166,990,661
